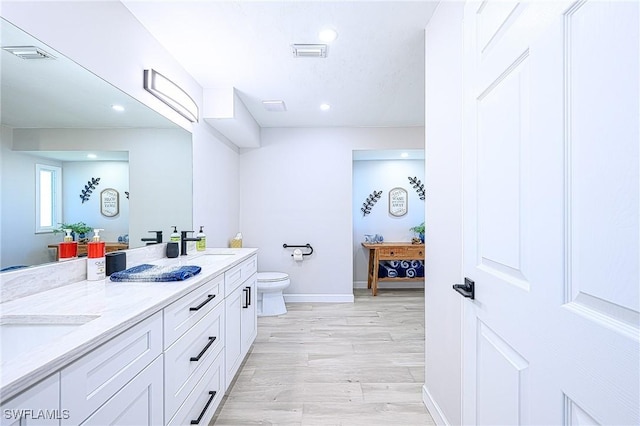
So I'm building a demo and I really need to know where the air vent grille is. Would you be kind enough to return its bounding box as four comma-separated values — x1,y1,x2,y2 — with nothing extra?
262,100,287,112
291,44,327,58
2,46,56,60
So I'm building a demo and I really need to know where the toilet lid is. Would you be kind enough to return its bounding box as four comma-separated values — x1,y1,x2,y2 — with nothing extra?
257,272,289,282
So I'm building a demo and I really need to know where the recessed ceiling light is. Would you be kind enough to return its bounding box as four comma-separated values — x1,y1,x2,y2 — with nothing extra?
87,154,97,159
111,104,125,112
319,29,338,42
320,103,331,111
262,100,287,112
401,152,409,158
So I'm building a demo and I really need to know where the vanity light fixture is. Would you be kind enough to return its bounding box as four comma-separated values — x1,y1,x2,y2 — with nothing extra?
291,44,327,58
143,69,198,122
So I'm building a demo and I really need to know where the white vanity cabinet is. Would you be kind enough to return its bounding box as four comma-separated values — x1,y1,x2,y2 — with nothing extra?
163,274,225,425
224,255,258,388
0,373,61,426
61,312,163,425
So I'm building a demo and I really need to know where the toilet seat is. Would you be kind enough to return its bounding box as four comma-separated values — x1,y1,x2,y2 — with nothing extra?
257,272,289,282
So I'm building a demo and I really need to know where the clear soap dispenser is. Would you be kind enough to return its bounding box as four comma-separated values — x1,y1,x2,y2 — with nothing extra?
196,226,206,252
170,226,180,242
87,228,106,281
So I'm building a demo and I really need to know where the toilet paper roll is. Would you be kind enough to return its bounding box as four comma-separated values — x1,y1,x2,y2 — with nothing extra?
293,248,303,261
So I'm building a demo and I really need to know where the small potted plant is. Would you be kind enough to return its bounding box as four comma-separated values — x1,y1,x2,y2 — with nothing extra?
55,222,93,241
410,222,425,244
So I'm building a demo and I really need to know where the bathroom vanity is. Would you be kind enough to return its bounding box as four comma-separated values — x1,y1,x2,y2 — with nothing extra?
0,246,257,425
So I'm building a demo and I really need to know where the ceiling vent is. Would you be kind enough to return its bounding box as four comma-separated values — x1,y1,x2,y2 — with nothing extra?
262,100,287,112
291,44,327,58
2,46,56,60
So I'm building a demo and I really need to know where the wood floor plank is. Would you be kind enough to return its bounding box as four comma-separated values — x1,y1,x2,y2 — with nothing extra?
211,288,434,425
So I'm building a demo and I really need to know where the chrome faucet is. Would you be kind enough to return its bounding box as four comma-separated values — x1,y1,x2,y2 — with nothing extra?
141,230,163,245
180,231,201,256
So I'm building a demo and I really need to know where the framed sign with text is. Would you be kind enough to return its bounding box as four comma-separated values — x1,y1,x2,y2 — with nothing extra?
388,187,408,217
100,188,119,217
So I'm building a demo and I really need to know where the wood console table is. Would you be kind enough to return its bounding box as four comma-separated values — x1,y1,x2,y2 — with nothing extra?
361,242,425,296
48,242,128,261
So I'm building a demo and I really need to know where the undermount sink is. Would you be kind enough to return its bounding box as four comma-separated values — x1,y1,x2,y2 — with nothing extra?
0,314,99,364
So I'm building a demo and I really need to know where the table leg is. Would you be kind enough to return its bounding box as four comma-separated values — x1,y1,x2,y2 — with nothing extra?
367,250,374,289
372,249,380,296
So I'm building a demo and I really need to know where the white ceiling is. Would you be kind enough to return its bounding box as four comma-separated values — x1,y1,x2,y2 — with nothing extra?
122,1,438,128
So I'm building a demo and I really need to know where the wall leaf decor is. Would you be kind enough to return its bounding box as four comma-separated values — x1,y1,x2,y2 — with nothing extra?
361,190,383,216
408,176,425,200
79,177,101,203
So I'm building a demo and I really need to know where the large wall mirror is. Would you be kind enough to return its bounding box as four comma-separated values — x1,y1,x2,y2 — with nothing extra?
0,18,193,270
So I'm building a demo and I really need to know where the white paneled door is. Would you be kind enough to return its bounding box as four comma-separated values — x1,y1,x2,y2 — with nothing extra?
460,1,639,425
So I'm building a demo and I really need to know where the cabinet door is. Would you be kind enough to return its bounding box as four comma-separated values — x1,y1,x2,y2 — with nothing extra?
79,356,163,426
0,374,60,426
224,284,243,389
241,273,257,356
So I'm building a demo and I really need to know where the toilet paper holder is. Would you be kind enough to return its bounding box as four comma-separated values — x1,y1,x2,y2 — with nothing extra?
283,243,314,257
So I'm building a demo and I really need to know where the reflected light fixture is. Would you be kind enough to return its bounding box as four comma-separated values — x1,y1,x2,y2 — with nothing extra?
111,104,125,112
87,154,97,159
143,69,198,122
400,152,409,158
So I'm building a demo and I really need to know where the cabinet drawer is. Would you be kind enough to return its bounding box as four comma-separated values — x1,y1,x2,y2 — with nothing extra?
164,274,224,348
167,351,225,426
78,356,163,426
405,246,425,258
224,255,257,296
378,247,408,258
61,312,162,425
164,302,224,420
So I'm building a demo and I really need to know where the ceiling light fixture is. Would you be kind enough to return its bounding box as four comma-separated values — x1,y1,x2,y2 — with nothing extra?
318,29,338,42
143,69,198,122
320,103,331,111
291,44,327,58
2,46,56,60
111,104,125,112
262,100,287,112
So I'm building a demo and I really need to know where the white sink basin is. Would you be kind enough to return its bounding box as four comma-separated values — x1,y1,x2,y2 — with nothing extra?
0,314,99,364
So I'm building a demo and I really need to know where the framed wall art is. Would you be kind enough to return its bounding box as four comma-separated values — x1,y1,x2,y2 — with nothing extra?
388,187,408,217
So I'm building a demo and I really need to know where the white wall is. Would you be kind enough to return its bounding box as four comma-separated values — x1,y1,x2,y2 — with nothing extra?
239,127,423,301
423,2,464,425
352,159,425,284
62,161,129,243
1,1,241,249
1,126,61,267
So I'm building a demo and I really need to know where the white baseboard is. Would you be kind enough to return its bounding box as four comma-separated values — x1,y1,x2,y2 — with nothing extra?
283,293,354,303
423,384,450,426
353,280,424,289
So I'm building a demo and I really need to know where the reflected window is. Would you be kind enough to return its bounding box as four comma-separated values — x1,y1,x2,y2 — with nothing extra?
35,164,61,233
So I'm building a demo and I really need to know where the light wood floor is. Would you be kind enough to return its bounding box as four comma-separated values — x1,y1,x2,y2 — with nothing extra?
211,288,435,425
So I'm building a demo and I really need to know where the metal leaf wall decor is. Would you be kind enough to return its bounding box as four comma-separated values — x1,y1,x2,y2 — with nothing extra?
361,190,382,216
408,177,425,200
79,177,101,203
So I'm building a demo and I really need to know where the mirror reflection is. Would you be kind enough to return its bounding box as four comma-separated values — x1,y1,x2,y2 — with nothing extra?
0,18,193,270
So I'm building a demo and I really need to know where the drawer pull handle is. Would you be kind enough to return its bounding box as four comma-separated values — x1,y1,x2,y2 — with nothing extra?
242,288,249,309
190,390,216,424
190,336,217,362
189,294,216,311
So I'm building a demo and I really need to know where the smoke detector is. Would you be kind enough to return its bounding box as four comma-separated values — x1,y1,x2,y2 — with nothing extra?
291,44,327,58
2,46,56,60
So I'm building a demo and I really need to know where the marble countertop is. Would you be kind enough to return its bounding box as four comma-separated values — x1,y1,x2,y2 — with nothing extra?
0,247,258,402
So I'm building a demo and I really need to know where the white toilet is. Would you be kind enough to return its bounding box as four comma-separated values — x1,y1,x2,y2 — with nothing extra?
256,272,290,316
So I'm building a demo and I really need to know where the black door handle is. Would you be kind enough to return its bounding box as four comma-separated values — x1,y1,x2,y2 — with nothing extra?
453,278,475,299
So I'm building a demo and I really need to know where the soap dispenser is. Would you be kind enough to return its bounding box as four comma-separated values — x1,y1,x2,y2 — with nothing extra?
196,226,206,252
170,226,180,242
87,228,106,281
59,229,78,261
